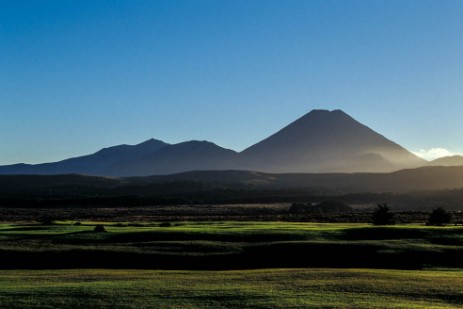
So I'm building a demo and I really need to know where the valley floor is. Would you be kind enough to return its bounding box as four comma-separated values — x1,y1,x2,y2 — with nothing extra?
2,205,461,223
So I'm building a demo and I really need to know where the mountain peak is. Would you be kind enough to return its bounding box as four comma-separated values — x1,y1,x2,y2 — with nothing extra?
136,138,168,147
308,108,345,114
305,109,348,115
305,108,351,118
241,108,424,173
112,139,239,176
295,109,353,125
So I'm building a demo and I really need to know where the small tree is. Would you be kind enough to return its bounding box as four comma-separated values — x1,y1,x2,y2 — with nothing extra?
427,207,452,226
372,203,395,225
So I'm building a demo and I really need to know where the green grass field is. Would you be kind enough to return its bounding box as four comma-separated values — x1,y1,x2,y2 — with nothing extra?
1,222,463,307
1,222,463,269
0,268,462,308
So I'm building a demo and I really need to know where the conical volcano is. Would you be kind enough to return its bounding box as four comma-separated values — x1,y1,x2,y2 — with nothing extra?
239,109,425,172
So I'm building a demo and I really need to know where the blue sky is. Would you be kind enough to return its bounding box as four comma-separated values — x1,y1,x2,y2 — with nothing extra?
1,0,462,164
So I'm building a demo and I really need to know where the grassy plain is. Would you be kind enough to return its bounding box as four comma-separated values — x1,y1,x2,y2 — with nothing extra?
1,222,463,269
1,222,463,307
0,268,462,308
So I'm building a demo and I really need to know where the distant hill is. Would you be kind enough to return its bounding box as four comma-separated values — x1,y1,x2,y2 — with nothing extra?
137,166,463,193
0,174,124,195
240,109,425,173
428,155,463,167
0,109,426,176
0,139,169,176
2,166,463,196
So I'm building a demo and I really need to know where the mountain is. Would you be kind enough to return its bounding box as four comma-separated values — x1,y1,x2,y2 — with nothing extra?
239,109,425,173
428,155,463,167
110,140,239,176
0,139,169,175
0,109,426,176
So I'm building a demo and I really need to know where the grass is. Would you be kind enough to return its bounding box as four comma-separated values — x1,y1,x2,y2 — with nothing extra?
1,222,463,269
0,268,462,308
1,222,462,307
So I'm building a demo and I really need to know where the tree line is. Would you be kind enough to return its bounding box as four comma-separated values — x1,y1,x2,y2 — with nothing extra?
372,204,455,226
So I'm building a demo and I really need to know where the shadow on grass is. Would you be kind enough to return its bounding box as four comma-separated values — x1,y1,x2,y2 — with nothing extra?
107,231,306,243
2,241,463,270
340,227,427,240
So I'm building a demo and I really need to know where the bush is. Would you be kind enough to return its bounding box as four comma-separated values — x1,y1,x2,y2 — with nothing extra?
93,225,106,233
427,207,452,226
372,203,395,225
159,222,172,227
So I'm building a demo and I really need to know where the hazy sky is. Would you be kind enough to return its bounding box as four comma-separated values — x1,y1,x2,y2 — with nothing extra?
1,0,462,164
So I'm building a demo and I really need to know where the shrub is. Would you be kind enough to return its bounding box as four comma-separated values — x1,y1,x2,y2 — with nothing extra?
427,207,452,226
372,203,395,225
93,225,106,233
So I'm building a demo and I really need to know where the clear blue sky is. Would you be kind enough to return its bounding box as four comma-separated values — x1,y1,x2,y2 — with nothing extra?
1,0,462,164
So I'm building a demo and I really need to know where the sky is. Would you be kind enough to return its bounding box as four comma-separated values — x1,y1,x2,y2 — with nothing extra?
1,0,462,164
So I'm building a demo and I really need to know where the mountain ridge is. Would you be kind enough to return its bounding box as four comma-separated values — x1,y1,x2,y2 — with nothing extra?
0,109,426,176
109,140,239,176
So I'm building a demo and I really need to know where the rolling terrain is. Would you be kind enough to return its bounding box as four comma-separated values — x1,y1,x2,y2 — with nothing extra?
1,166,463,210
2,165,463,195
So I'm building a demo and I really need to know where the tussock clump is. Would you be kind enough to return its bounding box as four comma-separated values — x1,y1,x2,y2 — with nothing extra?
93,225,106,233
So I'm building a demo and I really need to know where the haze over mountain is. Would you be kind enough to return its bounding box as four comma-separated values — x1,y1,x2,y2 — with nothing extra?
0,109,426,176
131,165,463,193
428,155,463,167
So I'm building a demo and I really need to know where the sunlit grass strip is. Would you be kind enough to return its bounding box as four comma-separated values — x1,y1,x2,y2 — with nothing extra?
0,268,462,308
